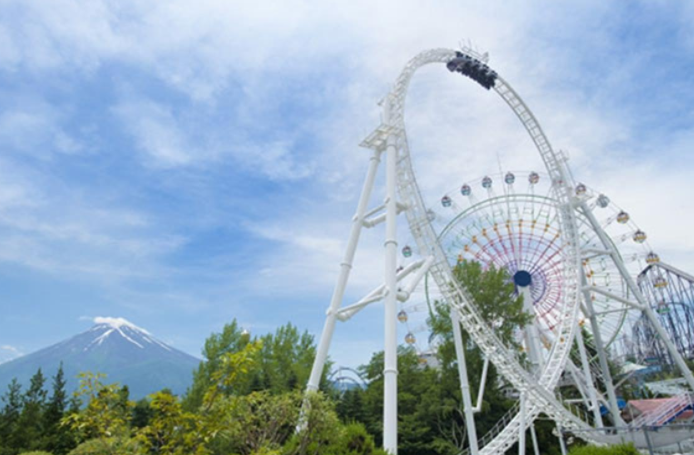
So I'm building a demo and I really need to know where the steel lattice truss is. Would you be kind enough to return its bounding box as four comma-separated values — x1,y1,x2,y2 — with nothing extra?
305,46,694,454
632,262,694,365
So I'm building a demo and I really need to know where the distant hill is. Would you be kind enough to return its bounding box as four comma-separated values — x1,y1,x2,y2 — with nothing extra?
0,317,200,399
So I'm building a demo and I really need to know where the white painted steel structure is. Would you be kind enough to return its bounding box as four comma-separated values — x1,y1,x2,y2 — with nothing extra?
419,171,664,436
305,47,694,454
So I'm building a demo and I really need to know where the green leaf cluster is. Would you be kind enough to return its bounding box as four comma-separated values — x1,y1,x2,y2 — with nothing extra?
37,326,380,455
184,322,323,411
0,363,77,455
0,260,635,455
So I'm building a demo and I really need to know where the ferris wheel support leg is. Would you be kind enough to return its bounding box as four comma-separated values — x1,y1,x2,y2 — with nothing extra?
306,149,382,394
581,276,625,426
519,285,543,372
578,201,694,392
450,309,479,455
383,132,399,454
575,326,604,428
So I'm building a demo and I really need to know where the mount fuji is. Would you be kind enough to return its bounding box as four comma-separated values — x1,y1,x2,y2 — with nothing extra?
0,317,200,399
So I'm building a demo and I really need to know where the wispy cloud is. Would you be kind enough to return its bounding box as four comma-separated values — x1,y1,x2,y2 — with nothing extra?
0,345,21,364
113,99,197,168
1,0,693,366
0,99,85,158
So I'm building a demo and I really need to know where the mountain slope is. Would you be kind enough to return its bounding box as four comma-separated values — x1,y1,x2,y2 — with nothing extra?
0,317,200,399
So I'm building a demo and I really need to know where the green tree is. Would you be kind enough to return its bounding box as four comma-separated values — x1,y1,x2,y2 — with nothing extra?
209,389,385,455
284,391,368,455
336,388,367,424
355,348,446,455
43,363,76,455
184,320,325,411
183,319,251,410
131,398,153,429
0,378,22,455
425,260,535,452
449,260,531,346
67,436,139,455
255,324,318,394
136,390,207,455
138,341,262,455
62,372,134,452
208,390,301,455
14,369,48,451
337,260,536,454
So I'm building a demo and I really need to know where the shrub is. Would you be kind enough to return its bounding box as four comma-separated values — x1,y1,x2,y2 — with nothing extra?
67,437,139,455
569,443,640,455
336,422,388,455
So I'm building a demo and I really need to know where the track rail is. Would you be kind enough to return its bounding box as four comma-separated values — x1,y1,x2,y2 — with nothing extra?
365,48,592,453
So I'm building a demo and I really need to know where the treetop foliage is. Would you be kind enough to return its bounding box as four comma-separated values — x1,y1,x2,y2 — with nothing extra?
0,260,633,455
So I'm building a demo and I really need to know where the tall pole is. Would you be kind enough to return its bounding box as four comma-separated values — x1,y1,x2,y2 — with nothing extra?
581,276,625,426
383,99,399,454
558,427,568,455
306,149,382,392
530,424,541,455
518,392,527,455
518,284,543,372
575,324,604,428
451,309,479,454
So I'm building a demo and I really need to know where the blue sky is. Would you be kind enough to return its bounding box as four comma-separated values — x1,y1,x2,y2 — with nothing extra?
1,1,694,370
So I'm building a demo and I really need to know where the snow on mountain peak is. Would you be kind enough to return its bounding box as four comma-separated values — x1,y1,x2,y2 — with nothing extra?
93,317,150,334
87,317,172,352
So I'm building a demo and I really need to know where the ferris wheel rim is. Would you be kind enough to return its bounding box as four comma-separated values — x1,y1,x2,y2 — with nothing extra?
422,182,636,349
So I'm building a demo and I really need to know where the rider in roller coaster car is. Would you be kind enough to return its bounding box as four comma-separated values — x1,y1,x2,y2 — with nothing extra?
446,52,497,90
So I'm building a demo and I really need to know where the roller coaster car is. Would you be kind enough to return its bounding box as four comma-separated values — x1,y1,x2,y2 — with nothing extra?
446,53,497,90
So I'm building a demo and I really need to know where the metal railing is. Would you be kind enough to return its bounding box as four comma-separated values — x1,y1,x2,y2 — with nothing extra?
631,393,694,427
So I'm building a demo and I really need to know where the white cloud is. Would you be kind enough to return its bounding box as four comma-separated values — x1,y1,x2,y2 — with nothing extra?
243,220,370,297
234,140,315,181
0,345,21,364
0,104,84,158
113,100,195,168
0,154,186,281
2,0,694,369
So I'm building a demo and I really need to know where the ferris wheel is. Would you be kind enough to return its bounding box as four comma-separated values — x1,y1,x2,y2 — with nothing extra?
305,46,694,454
399,170,655,355
396,169,674,450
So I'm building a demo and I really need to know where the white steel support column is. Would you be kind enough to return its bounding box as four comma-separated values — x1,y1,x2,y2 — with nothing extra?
558,427,568,455
519,393,527,455
383,129,399,454
581,276,625,426
451,309,479,455
579,201,694,392
306,149,382,392
530,424,540,455
519,285,543,372
575,325,604,428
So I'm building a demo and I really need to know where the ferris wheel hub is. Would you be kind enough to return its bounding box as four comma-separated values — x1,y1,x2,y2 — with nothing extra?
514,270,533,288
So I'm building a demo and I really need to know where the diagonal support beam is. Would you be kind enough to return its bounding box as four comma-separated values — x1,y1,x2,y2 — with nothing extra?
335,258,428,321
